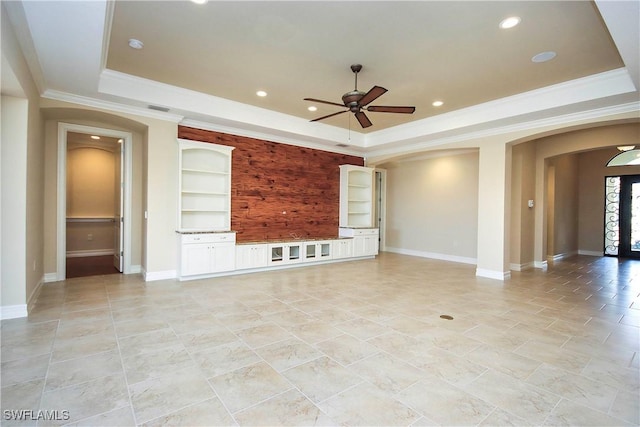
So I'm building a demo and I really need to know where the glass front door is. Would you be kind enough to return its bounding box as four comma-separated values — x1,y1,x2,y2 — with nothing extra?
605,175,640,258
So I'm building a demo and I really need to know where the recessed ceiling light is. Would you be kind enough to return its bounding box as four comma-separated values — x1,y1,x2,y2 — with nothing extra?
128,38,144,49
499,16,521,29
90,135,100,140
256,90,267,97
190,0,208,4
308,106,318,112
531,51,556,63
432,100,444,107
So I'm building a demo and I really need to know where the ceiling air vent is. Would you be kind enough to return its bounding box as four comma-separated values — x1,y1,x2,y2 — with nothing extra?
148,105,170,112
336,143,349,148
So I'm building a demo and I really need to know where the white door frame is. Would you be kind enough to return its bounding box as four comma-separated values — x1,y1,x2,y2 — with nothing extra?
56,122,133,280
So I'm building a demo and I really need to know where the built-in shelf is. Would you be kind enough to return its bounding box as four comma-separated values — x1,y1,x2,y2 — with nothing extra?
340,165,375,228
178,139,234,232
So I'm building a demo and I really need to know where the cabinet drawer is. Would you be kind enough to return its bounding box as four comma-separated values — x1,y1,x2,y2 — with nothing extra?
339,227,379,237
180,232,236,244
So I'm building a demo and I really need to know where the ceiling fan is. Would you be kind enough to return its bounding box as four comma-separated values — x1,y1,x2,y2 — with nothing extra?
304,64,415,128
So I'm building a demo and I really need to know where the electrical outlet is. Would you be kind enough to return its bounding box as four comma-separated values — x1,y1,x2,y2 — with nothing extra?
87,233,93,241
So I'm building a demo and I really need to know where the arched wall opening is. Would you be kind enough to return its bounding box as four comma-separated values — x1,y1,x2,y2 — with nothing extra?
509,121,640,269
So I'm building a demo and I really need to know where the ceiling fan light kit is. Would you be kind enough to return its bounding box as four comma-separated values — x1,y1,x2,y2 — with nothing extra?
304,64,416,128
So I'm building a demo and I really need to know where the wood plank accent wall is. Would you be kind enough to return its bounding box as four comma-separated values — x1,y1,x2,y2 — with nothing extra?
178,126,364,242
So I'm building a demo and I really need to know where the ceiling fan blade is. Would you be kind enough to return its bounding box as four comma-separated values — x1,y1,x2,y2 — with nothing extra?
310,110,347,122
354,111,373,128
304,98,345,108
358,86,387,107
367,105,416,114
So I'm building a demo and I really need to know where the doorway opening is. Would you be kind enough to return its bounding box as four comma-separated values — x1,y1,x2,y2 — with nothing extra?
604,174,640,258
374,169,386,251
57,123,133,280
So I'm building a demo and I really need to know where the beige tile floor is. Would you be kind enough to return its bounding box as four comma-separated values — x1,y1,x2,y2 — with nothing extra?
1,253,639,426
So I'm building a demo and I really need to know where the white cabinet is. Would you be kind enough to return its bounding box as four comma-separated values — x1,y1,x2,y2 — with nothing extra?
339,227,379,257
339,165,375,228
178,139,234,232
178,232,236,278
268,242,303,266
236,244,268,270
304,241,332,262
332,239,353,259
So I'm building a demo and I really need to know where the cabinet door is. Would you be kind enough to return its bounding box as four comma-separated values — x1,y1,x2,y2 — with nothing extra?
235,245,251,270
287,244,303,264
213,243,235,272
304,241,332,262
269,244,285,265
319,242,332,260
333,240,353,259
352,237,366,257
236,245,264,270
304,242,317,261
250,245,269,268
353,236,378,257
182,243,211,276
364,236,378,256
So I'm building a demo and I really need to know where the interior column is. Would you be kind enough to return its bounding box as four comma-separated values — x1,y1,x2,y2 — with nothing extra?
476,143,512,280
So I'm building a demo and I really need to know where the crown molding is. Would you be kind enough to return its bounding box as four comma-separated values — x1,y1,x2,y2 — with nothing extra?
41,89,185,122
100,0,115,72
98,69,363,147
364,68,636,149
366,101,640,163
180,118,365,157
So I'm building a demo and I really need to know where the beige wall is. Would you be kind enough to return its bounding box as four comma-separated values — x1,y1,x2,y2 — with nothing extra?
548,154,580,257
381,150,479,261
143,120,179,275
1,96,29,308
1,3,45,313
66,223,115,255
65,146,117,254
67,147,116,217
510,141,536,268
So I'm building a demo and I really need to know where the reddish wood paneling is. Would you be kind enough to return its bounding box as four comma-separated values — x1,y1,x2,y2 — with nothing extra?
178,126,364,242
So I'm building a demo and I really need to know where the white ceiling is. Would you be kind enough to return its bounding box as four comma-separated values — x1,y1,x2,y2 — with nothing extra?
3,1,639,157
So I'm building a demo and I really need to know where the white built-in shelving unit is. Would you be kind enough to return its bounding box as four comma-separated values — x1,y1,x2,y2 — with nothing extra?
339,165,375,228
178,139,234,232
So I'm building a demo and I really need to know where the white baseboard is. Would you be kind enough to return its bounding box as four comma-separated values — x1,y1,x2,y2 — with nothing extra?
26,276,44,313
1,304,28,320
578,250,604,256
44,272,59,283
548,250,578,262
66,249,114,258
476,268,511,281
128,264,142,274
510,261,535,271
385,247,477,265
534,260,548,270
143,269,176,282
